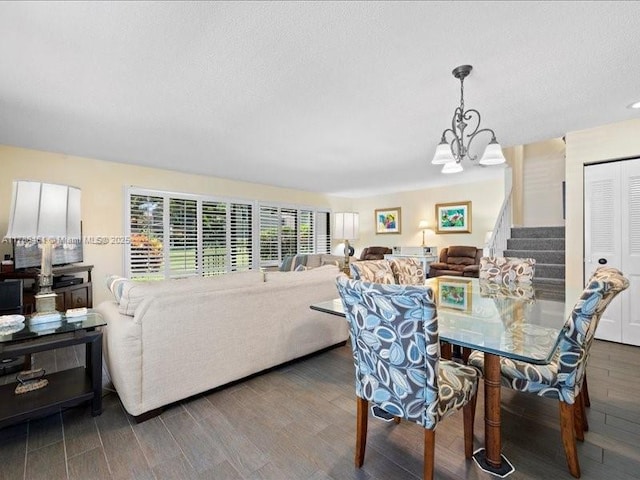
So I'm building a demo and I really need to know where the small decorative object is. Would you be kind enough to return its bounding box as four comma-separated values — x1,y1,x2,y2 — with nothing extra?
15,368,48,395
438,279,472,312
375,207,401,234
435,201,472,233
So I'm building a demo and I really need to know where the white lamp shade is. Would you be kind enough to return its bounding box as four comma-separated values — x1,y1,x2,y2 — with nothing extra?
431,142,455,165
333,212,359,240
479,141,506,165
6,181,82,240
441,161,463,174
418,220,430,230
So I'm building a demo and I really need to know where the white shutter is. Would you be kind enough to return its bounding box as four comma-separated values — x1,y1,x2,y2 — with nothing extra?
168,198,198,278
129,194,165,280
229,203,253,271
315,211,330,254
202,201,227,276
299,210,314,254
280,208,297,257
260,206,279,266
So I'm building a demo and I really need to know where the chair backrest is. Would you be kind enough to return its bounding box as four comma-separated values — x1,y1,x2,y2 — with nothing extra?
439,246,481,267
479,256,536,285
556,267,628,400
0,280,23,315
336,275,441,428
359,246,393,261
389,257,424,285
349,260,395,284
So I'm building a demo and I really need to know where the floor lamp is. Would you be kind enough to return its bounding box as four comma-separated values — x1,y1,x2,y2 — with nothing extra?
5,181,82,322
333,212,359,275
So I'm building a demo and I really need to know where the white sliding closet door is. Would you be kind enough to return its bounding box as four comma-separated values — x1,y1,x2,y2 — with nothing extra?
584,158,640,346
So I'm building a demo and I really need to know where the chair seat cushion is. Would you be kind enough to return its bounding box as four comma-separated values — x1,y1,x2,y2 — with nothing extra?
437,360,479,420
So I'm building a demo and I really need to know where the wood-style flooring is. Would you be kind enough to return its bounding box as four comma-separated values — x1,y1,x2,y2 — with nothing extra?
0,339,639,480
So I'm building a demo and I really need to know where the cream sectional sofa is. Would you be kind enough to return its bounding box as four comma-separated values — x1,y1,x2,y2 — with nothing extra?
97,265,348,419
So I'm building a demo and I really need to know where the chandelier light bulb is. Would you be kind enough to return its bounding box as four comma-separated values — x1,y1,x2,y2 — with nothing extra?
479,139,506,166
431,141,455,164
441,161,463,174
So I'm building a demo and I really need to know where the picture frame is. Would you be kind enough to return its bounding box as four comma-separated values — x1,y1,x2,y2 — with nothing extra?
375,207,401,234
438,278,472,312
435,201,472,234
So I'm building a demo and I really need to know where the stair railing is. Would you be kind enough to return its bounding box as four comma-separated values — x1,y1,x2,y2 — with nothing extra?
486,187,512,257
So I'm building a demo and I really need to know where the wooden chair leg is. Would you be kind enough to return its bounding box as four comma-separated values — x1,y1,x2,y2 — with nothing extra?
355,397,368,467
582,375,591,407
462,347,471,364
580,389,589,432
573,394,585,442
441,342,452,360
462,394,477,459
559,401,581,478
424,428,435,480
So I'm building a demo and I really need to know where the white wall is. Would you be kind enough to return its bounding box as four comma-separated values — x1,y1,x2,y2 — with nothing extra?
523,138,565,227
0,144,351,304
565,118,640,300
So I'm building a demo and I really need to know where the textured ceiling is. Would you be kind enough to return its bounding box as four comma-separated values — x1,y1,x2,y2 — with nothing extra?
1,1,639,197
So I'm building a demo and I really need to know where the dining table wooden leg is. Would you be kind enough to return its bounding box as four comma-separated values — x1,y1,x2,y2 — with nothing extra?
484,352,502,469
471,352,514,476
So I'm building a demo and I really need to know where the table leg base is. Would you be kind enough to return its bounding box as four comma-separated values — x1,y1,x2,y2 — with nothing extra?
472,448,515,477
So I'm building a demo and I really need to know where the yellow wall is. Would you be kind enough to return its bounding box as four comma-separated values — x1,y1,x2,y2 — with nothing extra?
350,177,505,256
565,118,640,300
0,144,350,304
0,144,506,306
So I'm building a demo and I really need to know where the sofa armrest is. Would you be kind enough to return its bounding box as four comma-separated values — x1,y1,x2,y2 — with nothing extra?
463,264,480,277
429,262,449,269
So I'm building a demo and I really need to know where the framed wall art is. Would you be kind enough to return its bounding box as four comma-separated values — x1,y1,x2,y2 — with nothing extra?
375,207,401,234
435,201,471,234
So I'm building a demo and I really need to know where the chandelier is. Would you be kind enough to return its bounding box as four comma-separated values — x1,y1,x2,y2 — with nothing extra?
431,65,506,173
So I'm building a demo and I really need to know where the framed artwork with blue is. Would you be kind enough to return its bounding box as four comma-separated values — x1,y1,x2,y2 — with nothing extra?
375,207,401,234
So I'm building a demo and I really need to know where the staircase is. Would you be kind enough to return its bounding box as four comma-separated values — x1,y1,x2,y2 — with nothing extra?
505,226,565,294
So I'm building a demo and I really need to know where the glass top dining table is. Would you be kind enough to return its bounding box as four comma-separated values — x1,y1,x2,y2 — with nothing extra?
310,275,568,476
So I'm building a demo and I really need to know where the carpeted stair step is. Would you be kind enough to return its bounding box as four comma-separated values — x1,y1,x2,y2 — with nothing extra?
511,226,565,239
507,237,565,251
503,249,565,265
534,263,565,280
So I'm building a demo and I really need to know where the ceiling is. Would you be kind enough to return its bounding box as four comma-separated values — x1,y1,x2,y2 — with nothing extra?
1,1,639,198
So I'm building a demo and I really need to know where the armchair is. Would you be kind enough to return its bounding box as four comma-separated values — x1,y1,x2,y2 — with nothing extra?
428,246,482,278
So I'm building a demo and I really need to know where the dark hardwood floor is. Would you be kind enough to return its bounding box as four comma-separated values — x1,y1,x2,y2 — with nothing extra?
0,339,639,480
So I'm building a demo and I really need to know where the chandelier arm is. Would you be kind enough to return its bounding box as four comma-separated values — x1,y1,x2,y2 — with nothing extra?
466,128,498,161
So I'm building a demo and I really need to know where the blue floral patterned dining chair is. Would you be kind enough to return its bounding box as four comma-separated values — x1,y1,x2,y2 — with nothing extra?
336,275,479,480
468,267,629,478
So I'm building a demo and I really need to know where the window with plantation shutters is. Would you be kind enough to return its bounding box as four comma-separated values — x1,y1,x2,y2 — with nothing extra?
126,188,330,277
315,211,330,254
202,201,226,276
259,206,279,265
229,203,253,272
129,194,165,280
258,204,331,266
169,198,197,277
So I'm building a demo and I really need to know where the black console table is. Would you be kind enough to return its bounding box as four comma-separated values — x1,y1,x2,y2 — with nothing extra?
0,264,93,314
0,311,105,429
